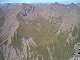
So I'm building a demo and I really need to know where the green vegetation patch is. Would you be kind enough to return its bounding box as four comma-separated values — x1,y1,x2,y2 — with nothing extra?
15,13,74,60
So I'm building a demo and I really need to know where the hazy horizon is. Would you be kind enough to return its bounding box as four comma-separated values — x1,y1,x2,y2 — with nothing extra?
0,0,80,4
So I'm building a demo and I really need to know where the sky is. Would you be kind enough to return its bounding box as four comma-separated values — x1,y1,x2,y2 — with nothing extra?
0,0,80,4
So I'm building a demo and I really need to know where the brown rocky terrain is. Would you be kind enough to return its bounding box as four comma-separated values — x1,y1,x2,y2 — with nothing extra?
0,3,80,60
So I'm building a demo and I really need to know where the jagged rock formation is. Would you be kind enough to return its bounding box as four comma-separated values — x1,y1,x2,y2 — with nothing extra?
0,3,80,60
